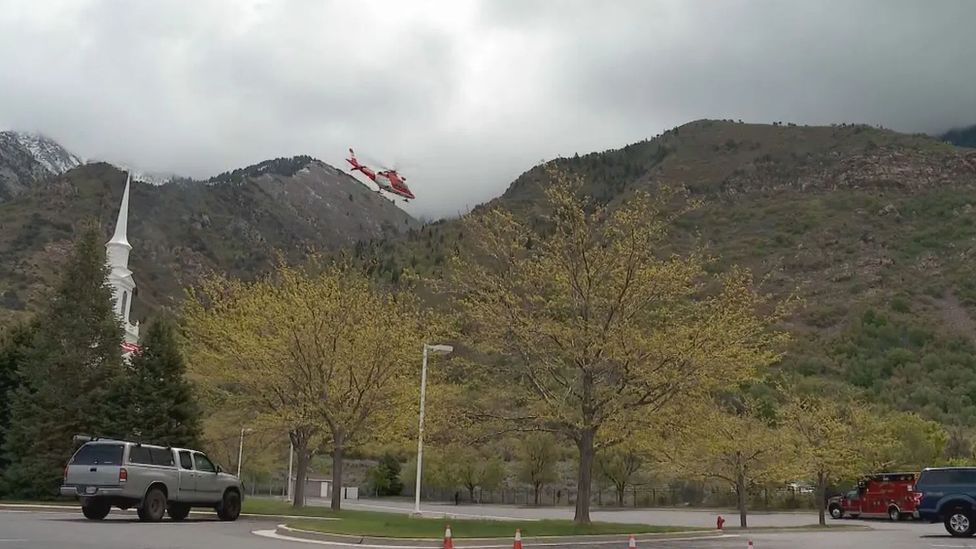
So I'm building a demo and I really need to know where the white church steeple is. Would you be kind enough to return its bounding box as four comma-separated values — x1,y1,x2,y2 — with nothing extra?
106,172,139,346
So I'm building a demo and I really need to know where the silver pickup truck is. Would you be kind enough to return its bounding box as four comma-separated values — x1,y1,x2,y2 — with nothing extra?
60,437,243,522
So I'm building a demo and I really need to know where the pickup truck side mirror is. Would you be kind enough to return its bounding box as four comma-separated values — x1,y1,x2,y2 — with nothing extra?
216,465,223,474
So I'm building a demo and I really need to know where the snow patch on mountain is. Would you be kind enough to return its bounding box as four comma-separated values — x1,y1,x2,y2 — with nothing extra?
115,165,178,185
1,131,82,174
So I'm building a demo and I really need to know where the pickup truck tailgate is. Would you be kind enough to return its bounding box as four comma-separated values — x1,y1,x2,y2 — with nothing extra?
65,443,125,487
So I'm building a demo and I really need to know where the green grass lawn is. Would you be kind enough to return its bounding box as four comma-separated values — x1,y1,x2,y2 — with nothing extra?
243,499,692,538
243,498,341,517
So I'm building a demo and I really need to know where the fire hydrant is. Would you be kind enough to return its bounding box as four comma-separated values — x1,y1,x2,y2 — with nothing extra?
716,515,725,530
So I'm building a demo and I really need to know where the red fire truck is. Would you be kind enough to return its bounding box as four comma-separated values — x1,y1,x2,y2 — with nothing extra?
828,472,918,521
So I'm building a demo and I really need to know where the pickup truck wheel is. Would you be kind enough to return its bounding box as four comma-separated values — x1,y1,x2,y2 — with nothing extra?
889,506,902,521
216,490,241,521
81,500,111,520
168,503,191,521
829,506,843,519
944,507,976,537
140,488,167,522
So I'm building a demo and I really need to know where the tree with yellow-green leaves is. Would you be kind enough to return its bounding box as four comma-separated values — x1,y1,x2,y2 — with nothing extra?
517,433,562,505
200,410,290,493
664,397,793,528
873,412,947,472
450,445,506,502
447,168,787,523
183,259,440,510
782,392,888,526
596,445,643,507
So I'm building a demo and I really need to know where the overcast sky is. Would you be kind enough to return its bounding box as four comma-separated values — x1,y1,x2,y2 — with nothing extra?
1,0,974,219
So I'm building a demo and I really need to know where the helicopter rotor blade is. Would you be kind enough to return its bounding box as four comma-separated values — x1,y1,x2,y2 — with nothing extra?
359,152,395,171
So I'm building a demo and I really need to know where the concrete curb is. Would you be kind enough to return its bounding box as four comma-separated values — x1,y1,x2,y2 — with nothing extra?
275,524,729,547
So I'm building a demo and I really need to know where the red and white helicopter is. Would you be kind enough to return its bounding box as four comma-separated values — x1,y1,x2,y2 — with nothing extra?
346,148,415,201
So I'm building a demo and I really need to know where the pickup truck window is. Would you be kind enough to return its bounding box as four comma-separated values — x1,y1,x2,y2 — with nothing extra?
129,446,153,465
149,448,175,466
179,451,193,470
194,453,216,473
71,444,123,465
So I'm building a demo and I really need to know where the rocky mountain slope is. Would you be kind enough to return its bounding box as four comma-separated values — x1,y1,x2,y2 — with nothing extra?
0,131,82,202
0,156,416,321
362,120,976,430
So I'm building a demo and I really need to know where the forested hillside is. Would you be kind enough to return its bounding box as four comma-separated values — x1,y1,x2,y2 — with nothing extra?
359,120,976,436
0,158,417,323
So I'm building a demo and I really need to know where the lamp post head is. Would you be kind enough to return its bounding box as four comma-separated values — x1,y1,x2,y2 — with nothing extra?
426,344,454,354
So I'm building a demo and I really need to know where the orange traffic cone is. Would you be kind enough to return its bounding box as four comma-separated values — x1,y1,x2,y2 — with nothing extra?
628,534,637,549
747,541,754,549
513,528,523,549
443,525,454,549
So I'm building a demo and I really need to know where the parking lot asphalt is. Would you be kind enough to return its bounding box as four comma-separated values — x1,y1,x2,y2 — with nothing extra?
338,499,822,528
0,508,971,549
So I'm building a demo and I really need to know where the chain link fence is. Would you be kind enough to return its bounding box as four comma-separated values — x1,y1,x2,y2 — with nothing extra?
410,483,817,511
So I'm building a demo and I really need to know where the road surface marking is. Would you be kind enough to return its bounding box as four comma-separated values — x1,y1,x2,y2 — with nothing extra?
253,527,739,548
347,503,538,522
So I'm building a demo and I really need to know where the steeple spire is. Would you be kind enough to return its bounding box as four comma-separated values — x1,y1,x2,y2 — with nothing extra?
105,171,139,348
108,172,131,249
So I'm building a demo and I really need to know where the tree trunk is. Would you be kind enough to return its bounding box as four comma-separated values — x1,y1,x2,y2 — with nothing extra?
291,434,310,509
534,483,541,505
331,440,344,511
616,483,625,507
574,429,596,524
817,471,827,526
468,485,475,503
736,469,747,528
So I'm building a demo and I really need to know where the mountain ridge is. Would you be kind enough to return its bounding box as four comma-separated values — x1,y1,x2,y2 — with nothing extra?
0,155,417,321
0,131,82,202
7,120,976,431
942,124,976,148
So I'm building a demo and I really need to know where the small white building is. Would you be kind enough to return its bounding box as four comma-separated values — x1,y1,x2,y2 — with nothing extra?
291,477,359,502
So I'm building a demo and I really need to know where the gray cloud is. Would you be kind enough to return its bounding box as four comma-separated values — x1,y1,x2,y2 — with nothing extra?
1,0,973,218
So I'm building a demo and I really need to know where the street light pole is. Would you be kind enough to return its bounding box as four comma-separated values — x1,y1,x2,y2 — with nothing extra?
287,440,294,502
237,427,253,478
414,343,453,517
413,345,429,516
